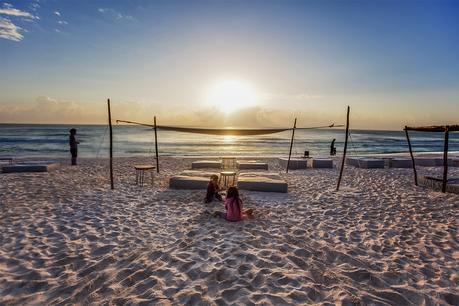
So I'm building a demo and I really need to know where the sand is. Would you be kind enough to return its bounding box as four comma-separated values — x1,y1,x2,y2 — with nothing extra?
1,156,458,305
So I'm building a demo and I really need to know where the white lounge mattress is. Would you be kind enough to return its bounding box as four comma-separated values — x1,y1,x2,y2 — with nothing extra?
237,172,288,193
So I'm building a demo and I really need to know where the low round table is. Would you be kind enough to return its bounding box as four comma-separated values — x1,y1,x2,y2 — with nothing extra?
134,165,155,186
219,171,237,189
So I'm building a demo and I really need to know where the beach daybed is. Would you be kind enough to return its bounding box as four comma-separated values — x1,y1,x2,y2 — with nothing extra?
418,176,459,194
2,161,60,173
191,160,222,169
237,172,288,193
169,170,218,189
278,158,307,170
307,158,333,168
389,158,413,168
237,160,269,170
346,157,362,167
414,157,443,167
357,158,385,169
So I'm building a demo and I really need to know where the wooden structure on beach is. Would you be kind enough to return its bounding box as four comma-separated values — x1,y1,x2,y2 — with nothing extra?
404,125,459,193
105,99,346,189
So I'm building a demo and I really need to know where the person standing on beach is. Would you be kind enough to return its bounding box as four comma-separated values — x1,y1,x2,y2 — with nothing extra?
69,128,79,165
330,138,336,156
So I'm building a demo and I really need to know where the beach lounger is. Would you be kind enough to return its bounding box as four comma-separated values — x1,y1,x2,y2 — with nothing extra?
414,157,443,167
237,172,288,193
357,158,385,169
418,176,459,194
278,158,308,170
346,157,362,167
307,158,333,168
191,160,222,169
169,170,219,189
237,161,269,170
389,158,413,168
2,161,60,173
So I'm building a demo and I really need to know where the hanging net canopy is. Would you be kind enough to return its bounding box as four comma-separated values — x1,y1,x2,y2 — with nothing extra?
115,119,343,136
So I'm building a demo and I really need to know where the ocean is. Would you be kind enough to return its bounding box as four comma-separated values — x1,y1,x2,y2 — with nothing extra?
0,124,458,158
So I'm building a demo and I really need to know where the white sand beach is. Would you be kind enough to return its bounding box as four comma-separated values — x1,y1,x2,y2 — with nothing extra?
1,157,458,305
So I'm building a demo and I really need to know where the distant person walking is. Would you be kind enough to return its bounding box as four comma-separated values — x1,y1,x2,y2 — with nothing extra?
69,128,79,165
330,138,336,156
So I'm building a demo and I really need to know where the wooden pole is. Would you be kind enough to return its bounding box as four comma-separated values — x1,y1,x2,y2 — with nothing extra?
404,127,418,186
108,99,114,190
286,118,297,173
442,127,449,193
154,116,159,173
336,106,350,191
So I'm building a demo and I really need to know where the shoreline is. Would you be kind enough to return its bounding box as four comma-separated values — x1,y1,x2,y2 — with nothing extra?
2,150,459,160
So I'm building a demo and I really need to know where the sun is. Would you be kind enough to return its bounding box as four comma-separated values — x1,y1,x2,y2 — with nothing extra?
206,79,258,113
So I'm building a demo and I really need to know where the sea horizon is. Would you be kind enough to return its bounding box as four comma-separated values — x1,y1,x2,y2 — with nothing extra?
1,123,458,158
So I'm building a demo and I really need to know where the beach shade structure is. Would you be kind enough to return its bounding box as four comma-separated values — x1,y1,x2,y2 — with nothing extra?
115,118,342,179
404,125,459,193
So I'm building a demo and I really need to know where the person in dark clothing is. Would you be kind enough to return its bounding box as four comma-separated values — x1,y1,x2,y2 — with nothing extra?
330,138,337,156
205,174,223,203
69,128,79,165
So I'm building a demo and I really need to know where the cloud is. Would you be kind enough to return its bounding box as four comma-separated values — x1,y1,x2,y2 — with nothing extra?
57,20,68,25
98,8,135,21
0,3,39,20
0,3,39,41
54,11,61,16
0,17,23,41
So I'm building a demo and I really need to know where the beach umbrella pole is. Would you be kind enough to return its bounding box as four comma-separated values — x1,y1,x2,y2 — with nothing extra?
108,99,114,190
154,116,159,173
286,118,297,173
404,127,418,186
442,127,449,193
336,106,350,191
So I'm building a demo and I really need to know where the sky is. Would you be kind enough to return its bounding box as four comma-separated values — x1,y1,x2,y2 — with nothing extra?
0,0,458,129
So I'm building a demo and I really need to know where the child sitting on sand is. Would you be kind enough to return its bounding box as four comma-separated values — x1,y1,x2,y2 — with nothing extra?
214,186,253,221
205,174,223,203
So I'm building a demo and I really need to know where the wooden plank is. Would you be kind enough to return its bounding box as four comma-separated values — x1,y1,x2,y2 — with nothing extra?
108,99,114,190
154,116,159,173
442,128,449,193
337,106,350,191
404,127,418,186
286,118,297,173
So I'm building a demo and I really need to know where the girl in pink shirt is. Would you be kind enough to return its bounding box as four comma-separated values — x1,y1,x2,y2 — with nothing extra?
214,187,253,221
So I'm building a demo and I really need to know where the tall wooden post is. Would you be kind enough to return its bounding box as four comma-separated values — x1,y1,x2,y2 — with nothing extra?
404,127,418,186
336,106,350,191
286,118,297,173
154,116,159,173
108,99,114,190
442,127,449,193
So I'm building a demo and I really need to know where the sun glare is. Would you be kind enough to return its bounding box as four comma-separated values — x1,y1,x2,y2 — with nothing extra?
206,79,258,113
